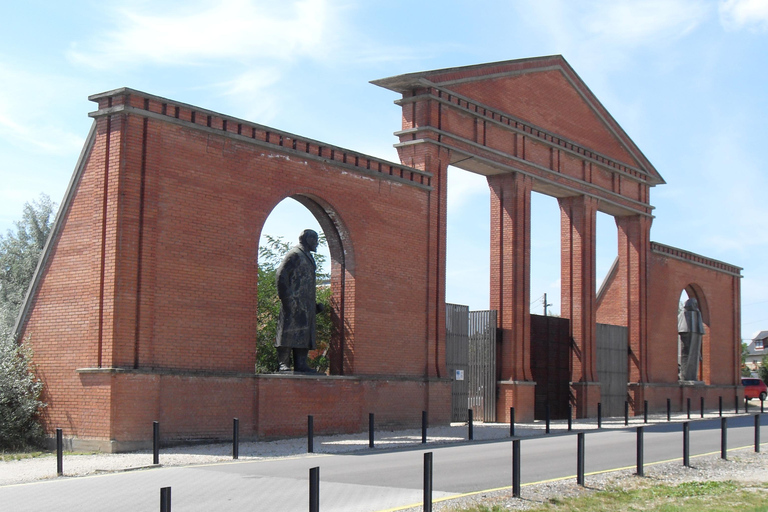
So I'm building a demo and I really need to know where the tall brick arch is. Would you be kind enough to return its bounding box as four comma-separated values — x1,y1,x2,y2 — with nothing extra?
275,192,356,374
374,55,742,420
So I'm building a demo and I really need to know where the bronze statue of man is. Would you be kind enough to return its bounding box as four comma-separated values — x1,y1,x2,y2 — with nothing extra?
678,297,704,381
275,229,323,373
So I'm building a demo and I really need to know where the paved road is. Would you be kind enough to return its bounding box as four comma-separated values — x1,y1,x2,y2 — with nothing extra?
2,414,764,512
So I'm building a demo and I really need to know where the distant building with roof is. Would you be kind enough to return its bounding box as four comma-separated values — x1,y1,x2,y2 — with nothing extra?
745,331,768,372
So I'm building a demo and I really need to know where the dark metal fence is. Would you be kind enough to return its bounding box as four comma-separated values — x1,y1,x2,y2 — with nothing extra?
596,323,629,417
468,310,497,423
446,303,470,422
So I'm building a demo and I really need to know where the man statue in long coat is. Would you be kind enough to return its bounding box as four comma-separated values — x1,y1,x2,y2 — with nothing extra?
275,229,323,373
678,297,704,381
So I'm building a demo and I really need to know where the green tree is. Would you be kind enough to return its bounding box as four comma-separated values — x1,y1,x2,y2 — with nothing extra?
0,194,56,331
255,234,332,373
759,354,768,385
741,342,752,377
0,194,54,449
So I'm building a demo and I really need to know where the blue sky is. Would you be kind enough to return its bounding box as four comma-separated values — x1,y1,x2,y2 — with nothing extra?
1,0,767,342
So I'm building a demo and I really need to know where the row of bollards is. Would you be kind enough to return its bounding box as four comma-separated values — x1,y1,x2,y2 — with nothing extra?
151,412,762,512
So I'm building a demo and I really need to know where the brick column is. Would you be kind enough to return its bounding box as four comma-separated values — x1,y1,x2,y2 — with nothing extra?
616,215,651,384
488,172,535,422
395,92,447,379
559,195,599,417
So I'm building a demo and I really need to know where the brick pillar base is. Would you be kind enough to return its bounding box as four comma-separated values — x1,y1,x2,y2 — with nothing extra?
496,381,536,423
571,381,601,419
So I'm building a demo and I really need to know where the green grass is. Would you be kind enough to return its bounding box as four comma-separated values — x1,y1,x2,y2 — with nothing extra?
454,481,768,512
0,450,47,462
1,449,98,462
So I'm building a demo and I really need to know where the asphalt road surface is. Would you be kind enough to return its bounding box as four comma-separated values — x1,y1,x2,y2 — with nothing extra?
2,414,764,512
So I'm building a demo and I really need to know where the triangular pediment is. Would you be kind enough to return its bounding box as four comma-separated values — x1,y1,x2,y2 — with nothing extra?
373,55,664,185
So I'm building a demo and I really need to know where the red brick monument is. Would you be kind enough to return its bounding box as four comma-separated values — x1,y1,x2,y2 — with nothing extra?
16,56,741,451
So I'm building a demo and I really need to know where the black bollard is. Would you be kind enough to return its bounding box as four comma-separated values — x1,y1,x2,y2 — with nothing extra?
423,452,433,512
422,410,428,444
577,432,585,486
756,414,761,453
644,400,648,424
568,405,572,432
636,426,644,477
160,487,171,512
746,398,750,413
307,415,314,454
232,418,239,460
735,394,739,414
309,467,319,512
512,439,521,498
721,417,728,460
56,428,63,476
762,397,765,414
369,413,375,448
683,422,690,467
597,403,602,429
666,398,671,421
719,396,723,417
468,409,474,441
510,407,515,437
701,396,705,418
545,404,551,434
153,421,160,465
687,397,691,419
624,401,629,426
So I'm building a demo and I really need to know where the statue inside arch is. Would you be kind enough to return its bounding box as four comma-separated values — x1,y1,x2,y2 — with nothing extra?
678,297,704,382
274,229,325,374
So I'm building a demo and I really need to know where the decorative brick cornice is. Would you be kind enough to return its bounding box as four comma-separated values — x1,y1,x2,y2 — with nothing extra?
88,88,432,190
651,242,742,277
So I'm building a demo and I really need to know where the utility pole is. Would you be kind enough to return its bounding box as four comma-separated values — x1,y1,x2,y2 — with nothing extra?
543,293,552,316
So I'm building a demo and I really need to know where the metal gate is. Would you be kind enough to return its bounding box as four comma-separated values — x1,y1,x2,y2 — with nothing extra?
530,314,571,420
468,310,497,422
445,304,497,422
596,323,628,417
445,304,469,422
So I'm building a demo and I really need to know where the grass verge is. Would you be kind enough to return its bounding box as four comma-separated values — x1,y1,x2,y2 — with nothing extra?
455,480,768,512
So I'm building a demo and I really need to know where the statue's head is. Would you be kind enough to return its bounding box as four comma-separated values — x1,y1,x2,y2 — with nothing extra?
299,229,319,252
684,298,699,311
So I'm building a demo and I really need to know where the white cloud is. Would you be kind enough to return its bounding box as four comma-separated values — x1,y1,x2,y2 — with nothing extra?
516,0,710,50
0,62,85,155
67,0,341,69
583,0,711,44
719,0,768,31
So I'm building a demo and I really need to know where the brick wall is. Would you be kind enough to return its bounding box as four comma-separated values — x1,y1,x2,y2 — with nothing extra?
19,88,448,447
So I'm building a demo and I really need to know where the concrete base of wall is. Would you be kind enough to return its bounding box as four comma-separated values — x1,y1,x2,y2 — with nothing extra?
49,370,452,453
571,381,602,419
496,381,536,423
628,382,743,415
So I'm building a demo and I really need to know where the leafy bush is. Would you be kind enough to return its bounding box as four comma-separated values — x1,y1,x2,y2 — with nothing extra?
0,195,54,450
0,328,45,450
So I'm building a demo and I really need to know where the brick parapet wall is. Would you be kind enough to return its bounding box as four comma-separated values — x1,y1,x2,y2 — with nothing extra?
650,242,742,277
89,88,432,189
20,87,445,444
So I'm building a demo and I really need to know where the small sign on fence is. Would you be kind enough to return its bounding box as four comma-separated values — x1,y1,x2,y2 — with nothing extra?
455,370,464,381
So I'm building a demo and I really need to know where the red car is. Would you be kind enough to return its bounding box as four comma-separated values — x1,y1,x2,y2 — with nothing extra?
742,377,768,401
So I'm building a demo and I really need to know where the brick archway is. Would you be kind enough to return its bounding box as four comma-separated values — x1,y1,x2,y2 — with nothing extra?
271,193,357,375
